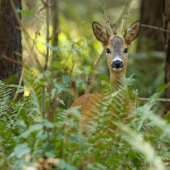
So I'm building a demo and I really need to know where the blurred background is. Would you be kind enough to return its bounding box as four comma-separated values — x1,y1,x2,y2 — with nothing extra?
22,0,165,111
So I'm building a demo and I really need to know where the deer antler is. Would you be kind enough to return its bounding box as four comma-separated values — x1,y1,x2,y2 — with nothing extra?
106,20,114,36
119,20,124,36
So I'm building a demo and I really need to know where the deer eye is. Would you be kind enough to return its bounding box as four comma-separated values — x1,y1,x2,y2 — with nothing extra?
106,48,111,54
124,48,128,53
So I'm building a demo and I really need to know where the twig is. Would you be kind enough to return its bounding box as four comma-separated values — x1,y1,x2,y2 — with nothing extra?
44,0,50,71
98,0,109,21
122,15,170,33
88,36,95,44
42,0,50,127
49,28,60,40
1,55,21,64
141,24,170,33
42,86,46,120
49,0,58,7
9,0,22,28
41,0,47,6
41,0,57,7
13,22,42,100
10,0,43,100
112,0,133,32
139,98,170,103
38,5,45,14
70,53,77,76
123,16,133,22
85,50,105,94
135,89,138,108
25,0,34,11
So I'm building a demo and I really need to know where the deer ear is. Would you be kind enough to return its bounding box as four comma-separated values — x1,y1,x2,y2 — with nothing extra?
124,21,140,45
92,22,110,46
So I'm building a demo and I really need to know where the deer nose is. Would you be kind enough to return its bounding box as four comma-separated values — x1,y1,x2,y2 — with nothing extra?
111,60,124,68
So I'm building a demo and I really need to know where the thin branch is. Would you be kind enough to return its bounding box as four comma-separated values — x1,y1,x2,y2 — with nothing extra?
41,0,47,6
139,98,170,103
13,23,42,100
98,0,109,21
1,55,21,64
85,50,105,94
38,5,45,14
135,89,139,108
10,0,42,100
25,0,34,11
44,0,50,71
88,36,95,44
10,0,44,100
98,0,114,35
141,24,170,33
112,0,133,32
9,0,22,28
122,15,170,33
41,0,57,7
119,20,124,36
49,0,58,7
42,0,50,125
123,16,133,22
70,53,77,76
49,28,60,40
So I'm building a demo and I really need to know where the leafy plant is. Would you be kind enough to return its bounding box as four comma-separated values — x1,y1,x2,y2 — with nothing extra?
0,1,170,170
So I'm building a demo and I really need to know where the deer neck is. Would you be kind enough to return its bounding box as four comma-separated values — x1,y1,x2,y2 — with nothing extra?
110,68,127,92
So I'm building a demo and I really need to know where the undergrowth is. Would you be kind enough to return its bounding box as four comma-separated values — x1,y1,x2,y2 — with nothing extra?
0,2,170,170
0,73,170,170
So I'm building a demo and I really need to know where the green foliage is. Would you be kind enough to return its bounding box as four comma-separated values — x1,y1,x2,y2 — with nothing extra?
0,75,170,169
0,0,169,169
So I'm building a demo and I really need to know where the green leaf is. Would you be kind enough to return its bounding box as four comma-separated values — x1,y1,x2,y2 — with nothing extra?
79,138,85,150
56,97,65,105
9,143,30,158
68,48,80,53
42,43,59,51
19,130,30,139
16,9,35,15
20,124,43,139
45,151,55,158
69,42,74,46
8,84,23,88
66,119,76,127
55,83,68,93
44,121,54,128
76,81,86,88
60,45,68,52
16,88,25,93
53,61,61,68
58,160,76,170
62,75,71,84
33,73,45,85
67,106,82,120
69,134,78,143
71,109,81,120
126,74,137,86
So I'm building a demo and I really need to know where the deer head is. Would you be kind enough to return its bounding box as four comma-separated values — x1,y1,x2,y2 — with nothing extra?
92,21,140,83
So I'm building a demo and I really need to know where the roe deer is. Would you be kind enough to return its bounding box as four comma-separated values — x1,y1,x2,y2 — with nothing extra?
70,20,140,134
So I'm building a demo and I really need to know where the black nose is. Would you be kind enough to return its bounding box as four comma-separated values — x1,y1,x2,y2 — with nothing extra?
111,60,124,68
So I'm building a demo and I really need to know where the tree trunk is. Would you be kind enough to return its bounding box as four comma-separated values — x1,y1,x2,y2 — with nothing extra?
137,0,164,51
163,0,170,113
0,0,22,88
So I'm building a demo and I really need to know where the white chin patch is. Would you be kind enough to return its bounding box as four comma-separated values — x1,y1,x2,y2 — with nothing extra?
113,68,123,71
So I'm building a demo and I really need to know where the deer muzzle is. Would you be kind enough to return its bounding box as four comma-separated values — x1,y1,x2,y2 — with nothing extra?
111,60,124,69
